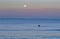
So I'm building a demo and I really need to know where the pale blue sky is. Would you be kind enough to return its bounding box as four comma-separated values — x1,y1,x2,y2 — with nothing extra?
0,0,60,9
0,0,60,18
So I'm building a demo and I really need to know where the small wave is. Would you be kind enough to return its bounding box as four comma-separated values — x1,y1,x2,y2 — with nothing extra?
46,29,60,31
0,29,60,31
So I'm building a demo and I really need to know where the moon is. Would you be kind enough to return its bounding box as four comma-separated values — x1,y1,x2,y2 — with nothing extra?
24,4,27,8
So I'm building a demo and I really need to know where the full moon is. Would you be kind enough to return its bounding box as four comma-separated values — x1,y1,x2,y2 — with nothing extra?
24,4,27,8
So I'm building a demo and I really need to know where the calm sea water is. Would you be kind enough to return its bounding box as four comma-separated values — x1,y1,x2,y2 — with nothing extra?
0,18,60,39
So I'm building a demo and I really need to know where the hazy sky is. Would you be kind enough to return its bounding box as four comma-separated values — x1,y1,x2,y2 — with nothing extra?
0,0,60,18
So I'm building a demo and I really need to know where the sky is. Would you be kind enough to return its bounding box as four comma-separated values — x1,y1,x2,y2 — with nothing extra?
0,0,60,18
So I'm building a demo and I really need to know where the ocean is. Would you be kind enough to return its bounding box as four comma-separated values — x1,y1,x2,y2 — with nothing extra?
0,18,60,39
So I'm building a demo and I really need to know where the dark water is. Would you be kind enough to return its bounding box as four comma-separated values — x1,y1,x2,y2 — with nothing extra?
0,18,60,39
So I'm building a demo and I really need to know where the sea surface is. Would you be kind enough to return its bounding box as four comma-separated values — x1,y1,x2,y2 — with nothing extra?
0,18,60,39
